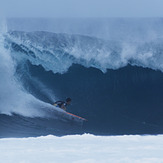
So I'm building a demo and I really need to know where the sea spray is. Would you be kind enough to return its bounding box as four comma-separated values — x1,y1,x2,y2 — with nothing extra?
0,20,56,117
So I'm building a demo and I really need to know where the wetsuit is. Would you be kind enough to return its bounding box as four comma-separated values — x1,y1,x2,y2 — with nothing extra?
54,101,67,108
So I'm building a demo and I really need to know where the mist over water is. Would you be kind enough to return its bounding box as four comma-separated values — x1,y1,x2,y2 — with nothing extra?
7,18,163,41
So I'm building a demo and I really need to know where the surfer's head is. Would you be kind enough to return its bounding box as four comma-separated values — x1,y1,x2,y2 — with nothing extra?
66,97,72,105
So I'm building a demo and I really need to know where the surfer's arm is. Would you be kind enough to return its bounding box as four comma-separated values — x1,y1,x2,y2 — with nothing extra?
61,104,66,111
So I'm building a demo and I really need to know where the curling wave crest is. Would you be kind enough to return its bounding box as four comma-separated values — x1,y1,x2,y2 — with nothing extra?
5,30,163,74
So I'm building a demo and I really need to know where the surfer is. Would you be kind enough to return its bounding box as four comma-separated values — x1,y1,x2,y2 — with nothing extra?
53,98,72,111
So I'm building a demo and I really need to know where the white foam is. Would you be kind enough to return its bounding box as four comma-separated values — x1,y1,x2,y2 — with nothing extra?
1,134,163,163
8,30,163,74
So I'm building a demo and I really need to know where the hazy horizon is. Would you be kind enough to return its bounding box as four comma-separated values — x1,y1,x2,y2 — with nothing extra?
1,0,163,18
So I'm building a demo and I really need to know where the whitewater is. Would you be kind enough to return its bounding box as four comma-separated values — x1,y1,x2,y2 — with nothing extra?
1,18,163,162
1,134,163,163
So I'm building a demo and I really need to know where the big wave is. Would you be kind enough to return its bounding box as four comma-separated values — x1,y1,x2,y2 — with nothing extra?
1,18,163,136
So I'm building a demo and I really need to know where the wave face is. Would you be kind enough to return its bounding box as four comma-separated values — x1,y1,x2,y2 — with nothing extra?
1,18,163,137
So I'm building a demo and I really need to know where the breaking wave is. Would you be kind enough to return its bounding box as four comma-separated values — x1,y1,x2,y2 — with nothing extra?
1,18,163,137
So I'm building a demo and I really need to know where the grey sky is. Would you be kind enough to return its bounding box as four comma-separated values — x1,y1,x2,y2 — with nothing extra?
1,0,163,17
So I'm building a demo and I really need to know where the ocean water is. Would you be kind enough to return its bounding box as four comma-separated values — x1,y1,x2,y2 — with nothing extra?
1,18,163,138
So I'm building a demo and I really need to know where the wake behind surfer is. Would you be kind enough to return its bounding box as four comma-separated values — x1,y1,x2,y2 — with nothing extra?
53,98,72,111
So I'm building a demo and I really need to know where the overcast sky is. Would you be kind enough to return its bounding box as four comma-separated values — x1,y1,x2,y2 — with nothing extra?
0,0,163,18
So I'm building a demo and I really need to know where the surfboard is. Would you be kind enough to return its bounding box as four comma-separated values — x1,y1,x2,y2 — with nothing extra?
65,112,87,121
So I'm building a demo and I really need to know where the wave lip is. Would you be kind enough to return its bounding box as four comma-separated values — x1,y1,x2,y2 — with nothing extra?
6,30,163,74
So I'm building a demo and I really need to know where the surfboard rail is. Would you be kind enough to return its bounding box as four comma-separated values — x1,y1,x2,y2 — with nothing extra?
65,112,87,121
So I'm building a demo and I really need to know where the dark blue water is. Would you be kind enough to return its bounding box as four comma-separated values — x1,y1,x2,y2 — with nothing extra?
23,62,163,134
1,61,163,138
